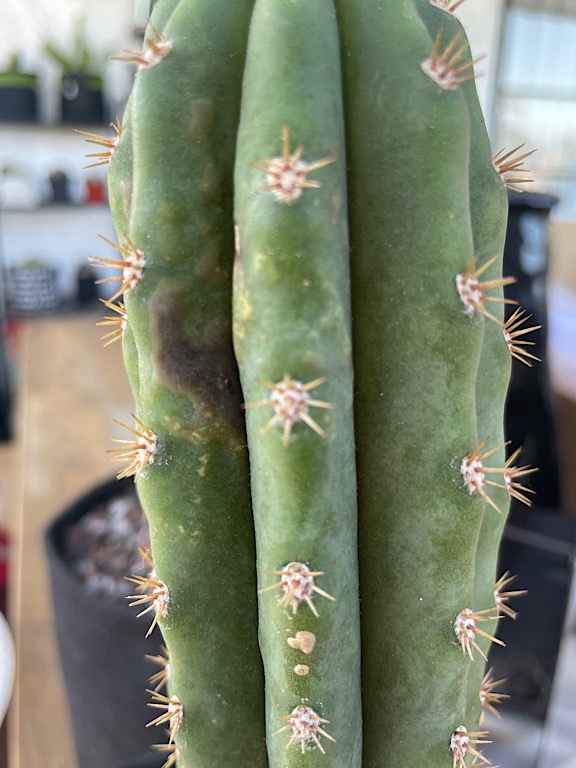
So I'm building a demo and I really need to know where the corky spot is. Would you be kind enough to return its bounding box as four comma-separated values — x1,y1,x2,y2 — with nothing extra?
287,630,317,654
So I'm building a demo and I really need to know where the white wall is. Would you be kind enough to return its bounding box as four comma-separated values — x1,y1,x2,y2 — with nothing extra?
456,0,506,134
1,1,140,303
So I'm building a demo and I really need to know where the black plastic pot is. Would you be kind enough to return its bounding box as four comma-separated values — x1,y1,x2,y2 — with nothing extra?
45,477,164,768
489,505,576,722
60,74,104,124
0,74,38,122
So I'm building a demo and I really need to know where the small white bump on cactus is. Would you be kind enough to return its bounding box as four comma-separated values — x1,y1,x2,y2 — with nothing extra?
76,118,122,168
503,308,541,366
147,690,183,743
294,664,310,676
244,375,333,446
254,126,335,205
97,299,127,346
126,575,169,637
453,607,503,661
494,571,527,620
146,645,171,692
90,235,146,301
113,29,174,69
421,30,481,91
479,670,509,720
492,144,536,192
260,562,335,617
273,704,336,754
108,414,158,481
456,254,516,325
450,726,492,768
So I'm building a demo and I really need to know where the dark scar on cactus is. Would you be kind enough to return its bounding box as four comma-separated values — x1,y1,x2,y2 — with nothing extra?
151,289,245,423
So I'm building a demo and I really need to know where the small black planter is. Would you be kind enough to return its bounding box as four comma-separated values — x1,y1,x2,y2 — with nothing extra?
0,73,38,122
60,74,104,124
45,477,164,768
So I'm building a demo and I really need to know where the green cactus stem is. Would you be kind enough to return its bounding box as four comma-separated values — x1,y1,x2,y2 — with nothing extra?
94,1,540,766
334,1,509,765
232,0,361,766
106,1,268,767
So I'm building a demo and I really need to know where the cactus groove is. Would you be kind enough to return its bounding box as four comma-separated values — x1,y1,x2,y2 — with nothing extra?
97,0,538,766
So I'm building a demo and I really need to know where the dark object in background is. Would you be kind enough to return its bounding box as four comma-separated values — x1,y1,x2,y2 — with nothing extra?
0,75,38,122
45,477,164,768
489,505,576,722
60,74,104,125
49,170,70,204
77,265,99,306
504,190,560,509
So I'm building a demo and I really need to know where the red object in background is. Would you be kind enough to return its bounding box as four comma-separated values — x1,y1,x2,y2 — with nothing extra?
84,178,107,205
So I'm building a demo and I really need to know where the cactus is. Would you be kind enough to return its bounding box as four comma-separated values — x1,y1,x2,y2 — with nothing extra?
85,0,538,766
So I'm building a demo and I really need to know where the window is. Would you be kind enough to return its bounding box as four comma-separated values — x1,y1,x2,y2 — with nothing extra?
495,2,576,217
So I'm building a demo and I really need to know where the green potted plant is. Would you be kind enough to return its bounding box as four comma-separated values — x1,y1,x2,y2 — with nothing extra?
44,19,107,124
77,1,541,766
0,54,38,122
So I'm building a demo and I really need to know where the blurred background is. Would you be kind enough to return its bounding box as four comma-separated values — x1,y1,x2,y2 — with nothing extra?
0,1,576,767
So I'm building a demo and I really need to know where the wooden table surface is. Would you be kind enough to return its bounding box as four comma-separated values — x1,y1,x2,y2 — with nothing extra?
0,313,134,768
